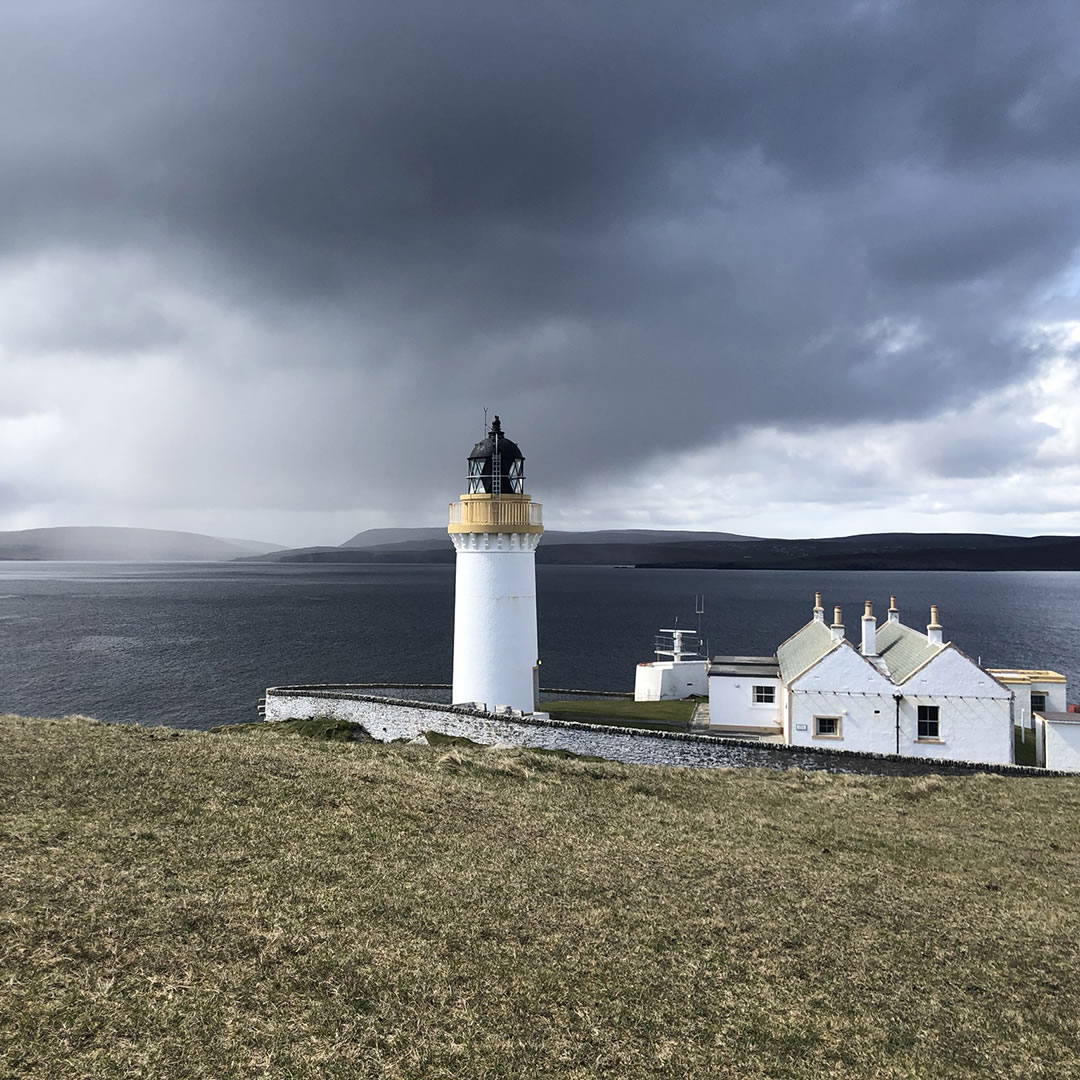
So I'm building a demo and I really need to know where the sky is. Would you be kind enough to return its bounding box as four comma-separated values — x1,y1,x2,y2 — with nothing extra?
2,0,1079,547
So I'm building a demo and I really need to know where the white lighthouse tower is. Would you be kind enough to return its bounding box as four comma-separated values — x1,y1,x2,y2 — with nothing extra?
449,416,543,713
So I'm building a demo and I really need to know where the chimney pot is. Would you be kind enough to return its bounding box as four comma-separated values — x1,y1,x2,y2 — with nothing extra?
927,604,943,645
888,595,900,624
813,592,825,622
831,606,845,641
861,600,877,656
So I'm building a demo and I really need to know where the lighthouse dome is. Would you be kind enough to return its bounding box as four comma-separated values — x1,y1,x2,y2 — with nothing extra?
466,415,526,495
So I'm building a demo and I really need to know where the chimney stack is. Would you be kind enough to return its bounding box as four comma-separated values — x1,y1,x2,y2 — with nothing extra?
888,595,899,625
861,600,877,656
831,606,845,642
927,604,943,645
813,591,825,623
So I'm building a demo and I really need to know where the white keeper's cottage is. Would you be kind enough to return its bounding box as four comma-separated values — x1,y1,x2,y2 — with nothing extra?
708,594,1069,767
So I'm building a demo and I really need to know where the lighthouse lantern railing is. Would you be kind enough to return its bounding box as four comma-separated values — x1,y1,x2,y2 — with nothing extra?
449,498,543,531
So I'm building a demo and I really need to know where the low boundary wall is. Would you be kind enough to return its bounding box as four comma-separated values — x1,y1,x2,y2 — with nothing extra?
263,684,1068,777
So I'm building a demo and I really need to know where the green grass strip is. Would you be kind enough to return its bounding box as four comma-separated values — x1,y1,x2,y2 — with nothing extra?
545,697,697,730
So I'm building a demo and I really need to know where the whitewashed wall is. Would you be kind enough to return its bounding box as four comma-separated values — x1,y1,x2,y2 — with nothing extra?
893,695,1013,764
708,675,782,729
451,533,540,713
786,645,1014,764
788,643,897,754
1038,679,1068,713
989,674,1066,727
1044,719,1080,772
899,648,1013,765
1009,681,1033,727
635,661,708,701
266,690,520,744
1017,678,1068,721
261,685,1058,774
260,686,843,771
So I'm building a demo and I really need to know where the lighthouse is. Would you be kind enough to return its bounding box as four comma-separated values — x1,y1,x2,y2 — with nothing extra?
448,416,543,712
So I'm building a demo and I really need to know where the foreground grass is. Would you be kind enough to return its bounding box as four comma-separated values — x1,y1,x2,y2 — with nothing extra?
2,716,1079,1079
545,697,696,730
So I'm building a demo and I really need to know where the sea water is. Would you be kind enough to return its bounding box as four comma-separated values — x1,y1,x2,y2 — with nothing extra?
0,562,1077,730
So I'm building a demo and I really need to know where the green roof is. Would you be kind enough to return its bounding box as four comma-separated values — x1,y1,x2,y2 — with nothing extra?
876,620,944,684
776,620,837,684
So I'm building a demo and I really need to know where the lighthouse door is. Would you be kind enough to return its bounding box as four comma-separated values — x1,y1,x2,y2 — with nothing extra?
532,665,540,713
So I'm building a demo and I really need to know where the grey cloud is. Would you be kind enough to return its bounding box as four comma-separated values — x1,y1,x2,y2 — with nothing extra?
912,419,1053,480
2,0,1079,529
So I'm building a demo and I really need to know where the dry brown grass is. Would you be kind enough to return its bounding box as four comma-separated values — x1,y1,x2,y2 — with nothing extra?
2,713,1079,1079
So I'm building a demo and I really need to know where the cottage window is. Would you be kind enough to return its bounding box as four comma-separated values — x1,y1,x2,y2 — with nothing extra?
814,715,841,738
1031,692,1047,714
917,705,940,740
752,685,776,705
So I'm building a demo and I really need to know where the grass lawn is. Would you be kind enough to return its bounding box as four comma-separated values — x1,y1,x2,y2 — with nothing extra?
544,697,697,730
3,714,1080,1079
1014,724,1040,767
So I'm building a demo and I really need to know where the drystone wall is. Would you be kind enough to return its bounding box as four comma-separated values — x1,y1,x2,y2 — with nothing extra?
263,684,1063,777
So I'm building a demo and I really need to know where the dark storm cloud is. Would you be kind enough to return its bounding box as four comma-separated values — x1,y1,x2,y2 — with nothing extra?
3,0,1079,521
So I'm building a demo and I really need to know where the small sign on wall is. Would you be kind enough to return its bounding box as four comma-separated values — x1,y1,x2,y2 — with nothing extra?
795,724,808,731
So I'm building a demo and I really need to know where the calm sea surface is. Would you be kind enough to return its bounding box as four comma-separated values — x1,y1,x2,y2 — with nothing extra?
1,562,1077,730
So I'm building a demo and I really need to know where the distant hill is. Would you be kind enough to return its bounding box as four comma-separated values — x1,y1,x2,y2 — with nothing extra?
0,527,284,562
342,527,756,548
243,527,758,564
631,532,1080,571
341,527,449,548
246,530,1080,571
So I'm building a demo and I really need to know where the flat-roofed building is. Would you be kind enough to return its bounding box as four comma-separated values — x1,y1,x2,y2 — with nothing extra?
986,669,1068,726
1036,711,1080,771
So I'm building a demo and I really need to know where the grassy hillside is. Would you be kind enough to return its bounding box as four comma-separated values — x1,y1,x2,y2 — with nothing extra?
3,715,1080,1079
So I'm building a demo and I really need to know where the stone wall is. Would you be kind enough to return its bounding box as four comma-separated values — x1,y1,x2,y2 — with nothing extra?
263,684,1067,777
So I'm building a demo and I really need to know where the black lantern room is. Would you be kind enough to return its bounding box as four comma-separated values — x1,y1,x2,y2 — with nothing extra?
466,416,526,495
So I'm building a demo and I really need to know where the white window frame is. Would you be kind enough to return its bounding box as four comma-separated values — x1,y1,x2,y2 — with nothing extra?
916,704,941,741
813,715,842,739
751,684,776,705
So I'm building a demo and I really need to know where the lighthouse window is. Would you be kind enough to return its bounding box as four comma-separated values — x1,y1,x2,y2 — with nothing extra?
468,459,486,494
509,458,524,493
